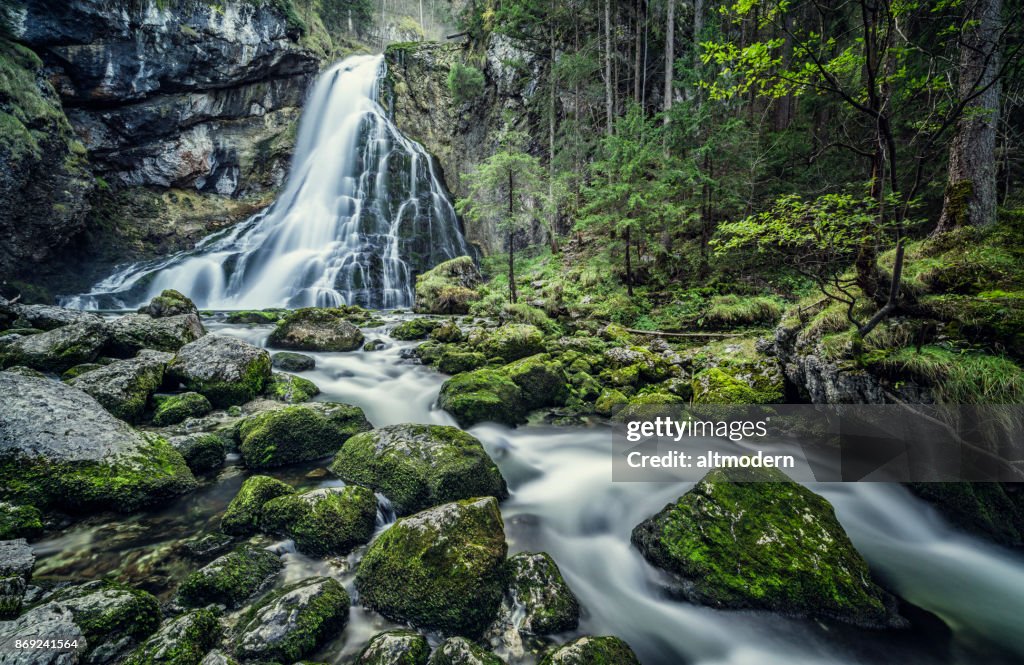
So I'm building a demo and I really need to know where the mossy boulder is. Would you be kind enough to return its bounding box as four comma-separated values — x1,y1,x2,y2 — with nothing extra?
268,308,364,352
153,392,213,427
631,467,902,628
907,482,1024,547
169,434,227,474
392,318,440,340
261,485,378,556
107,313,206,356
69,350,172,423
427,638,506,665
437,351,487,375
9,305,102,332
611,392,686,422
437,369,526,427
330,424,508,516
62,362,104,380
0,575,25,619
263,372,320,403
49,580,162,661
0,502,44,540
227,310,288,325
594,389,628,417
271,352,315,372
234,577,349,663
198,651,238,665
503,552,579,635
0,319,109,372
538,636,640,665
692,366,782,404
139,290,199,319
123,609,222,665
412,340,446,365
502,354,569,410
430,320,464,343
237,403,371,469
475,324,544,362
414,257,482,315
356,630,430,665
167,335,272,408
355,497,508,637
177,545,282,609
221,476,295,536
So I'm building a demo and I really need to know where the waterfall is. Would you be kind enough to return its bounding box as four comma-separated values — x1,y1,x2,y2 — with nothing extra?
63,55,471,310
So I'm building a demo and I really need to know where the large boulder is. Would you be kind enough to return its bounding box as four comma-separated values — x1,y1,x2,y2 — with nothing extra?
0,371,197,512
0,603,87,665
107,314,206,356
262,372,319,404
168,434,227,474
69,350,173,423
237,403,371,469
152,392,213,427
233,577,350,663
427,638,505,665
331,424,508,516
474,324,544,362
123,609,222,665
414,257,482,315
10,305,103,331
503,552,579,635
166,336,272,407
631,467,902,628
538,636,640,665
260,486,378,556
177,545,282,609
437,370,526,427
356,630,430,665
220,476,295,536
268,308,364,352
0,320,109,372
271,352,315,372
138,290,199,319
355,497,507,637
391,318,439,341
501,354,569,410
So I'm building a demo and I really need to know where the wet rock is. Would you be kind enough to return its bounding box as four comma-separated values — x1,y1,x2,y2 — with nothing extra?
107,314,206,356
182,533,234,561
430,320,464,344
46,581,162,663
262,372,319,404
691,359,783,405
1,364,46,377
437,351,486,375
355,497,507,637
0,371,197,512
538,636,640,665
414,257,482,315
331,424,508,516
123,609,221,665
427,638,505,665
611,392,686,423
364,339,386,352
0,539,35,580
198,650,238,665
1,574,26,619
502,552,579,635
631,467,903,628
233,577,349,663
260,486,377,556
0,603,87,665
391,318,439,341
271,352,315,372
69,351,173,423
0,320,109,372
502,354,569,410
474,325,544,362
138,290,199,319
237,403,371,469
168,434,226,474
268,308,364,352
11,305,103,332
177,545,282,609
437,370,526,427
152,393,213,427
0,503,44,540
227,311,288,325
167,336,271,407
62,363,106,381
220,476,295,536
356,630,430,665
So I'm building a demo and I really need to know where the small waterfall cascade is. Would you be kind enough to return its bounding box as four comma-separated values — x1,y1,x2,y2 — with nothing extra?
64,54,471,310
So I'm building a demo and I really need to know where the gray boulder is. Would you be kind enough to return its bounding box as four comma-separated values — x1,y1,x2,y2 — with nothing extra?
271,352,315,372
0,320,109,372
177,545,282,609
69,350,173,423
107,314,205,356
0,603,86,665
503,552,579,635
427,638,505,665
356,630,430,665
538,636,640,665
122,609,221,665
137,290,199,319
0,539,35,580
11,305,104,331
166,336,271,407
267,308,364,352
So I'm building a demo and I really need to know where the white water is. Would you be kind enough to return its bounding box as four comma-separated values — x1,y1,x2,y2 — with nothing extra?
64,55,470,310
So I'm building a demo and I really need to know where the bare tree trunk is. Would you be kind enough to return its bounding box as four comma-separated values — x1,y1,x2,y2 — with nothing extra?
605,0,614,134
634,0,643,103
625,225,634,296
663,0,674,124
936,0,1003,232
508,170,517,304
548,8,560,253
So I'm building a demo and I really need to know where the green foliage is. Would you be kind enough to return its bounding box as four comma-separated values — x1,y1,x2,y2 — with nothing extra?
447,62,485,106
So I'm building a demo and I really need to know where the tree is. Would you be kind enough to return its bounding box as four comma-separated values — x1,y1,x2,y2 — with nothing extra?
456,130,545,304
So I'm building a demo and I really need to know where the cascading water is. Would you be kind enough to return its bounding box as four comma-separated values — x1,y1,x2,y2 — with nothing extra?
63,55,471,310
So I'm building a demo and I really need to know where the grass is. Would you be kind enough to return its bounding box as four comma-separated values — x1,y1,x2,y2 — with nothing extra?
874,345,1024,404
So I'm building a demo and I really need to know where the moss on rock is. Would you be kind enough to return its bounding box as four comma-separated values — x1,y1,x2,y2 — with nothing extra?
221,475,296,536
538,636,640,665
237,403,371,469
504,552,580,636
50,580,162,659
263,372,320,403
140,290,199,319
0,502,43,540
170,434,227,474
501,353,569,410
437,351,487,375
177,545,282,609
153,392,213,427
594,389,628,417
392,318,440,340
260,485,378,556
167,336,272,408
271,351,315,372
426,638,506,665
475,324,544,362
430,320,464,343
268,308,365,351
414,257,482,315
123,609,222,665
356,630,430,665
437,369,526,427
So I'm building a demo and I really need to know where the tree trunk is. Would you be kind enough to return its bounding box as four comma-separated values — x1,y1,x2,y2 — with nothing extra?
605,0,614,134
508,170,517,304
624,225,634,296
549,8,560,253
663,0,674,124
936,0,1002,232
634,0,643,103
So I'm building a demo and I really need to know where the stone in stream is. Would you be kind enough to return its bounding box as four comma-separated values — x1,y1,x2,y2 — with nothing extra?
436,369,526,427
501,353,569,410
630,466,904,629
152,392,214,427
271,351,316,372
236,403,371,469
9,304,104,331
426,637,506,665
198,651,239,665
355,497,507,637
233,577,349,663
473,324,544,362
430,319,464,343
176,545,282,609
330,424,508,516
69,350,173,423
220,476,295,536
122,608,222,665
538,636,640,665
502,552,580,635
166,335,272,408
262,371,320,404
413,256,482,315
138,290,199,319
168,434,227,474
260,486,378,556
0,371,197,512
0,319,109,372
106,313,206,356
268,308,364,352
356,630,430,665
390,318,439,341
436,350,486,375
0,502,44,540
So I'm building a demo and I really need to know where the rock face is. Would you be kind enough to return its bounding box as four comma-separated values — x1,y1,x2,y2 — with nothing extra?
355,497,508,637
538,636,640,665
631,467,903,628
331,424,508,516
167,335,272,407
0,371,196,512
107,313,207,356
427,638,506,665
260,486,378,556
69,350,173,423
234,577,349,663
123,609,222,665
237,403,372,468
0,320,109,372
356,630,430,665
177,545,282,609
268,308,365,352
414,257,482,315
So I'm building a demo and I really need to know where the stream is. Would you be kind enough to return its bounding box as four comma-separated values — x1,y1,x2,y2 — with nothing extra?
29,316,1024,665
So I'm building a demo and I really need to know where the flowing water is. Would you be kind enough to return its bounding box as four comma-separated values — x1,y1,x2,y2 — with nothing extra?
62,55,470,311
31,320,1024,665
